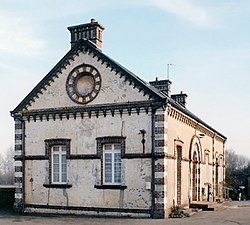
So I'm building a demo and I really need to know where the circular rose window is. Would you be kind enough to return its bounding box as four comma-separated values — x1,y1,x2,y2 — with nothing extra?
66,64,101,104
75,74,95,96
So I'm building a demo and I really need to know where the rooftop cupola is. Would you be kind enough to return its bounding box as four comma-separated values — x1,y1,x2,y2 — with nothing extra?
67,19,105,49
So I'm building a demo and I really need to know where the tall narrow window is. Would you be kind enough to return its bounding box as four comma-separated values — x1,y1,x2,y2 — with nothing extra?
219,157,223,183
44,139,71,188
205,154,209,183
52,146,67,184
103,143,121,185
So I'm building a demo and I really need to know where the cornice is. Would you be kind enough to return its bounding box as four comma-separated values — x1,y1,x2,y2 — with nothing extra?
16,101,162,122
167,105,226,142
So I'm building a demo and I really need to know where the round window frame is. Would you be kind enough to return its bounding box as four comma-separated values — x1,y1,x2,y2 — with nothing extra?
66,64,102,104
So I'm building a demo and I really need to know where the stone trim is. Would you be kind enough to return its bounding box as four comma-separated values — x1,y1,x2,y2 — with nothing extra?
155,178,164,185
153,109,167,219
155,127,165,135
15,166,22,172
15,134,22,140
155,163,164,172
45,139,71,156
21,101,156,122
14,120,24,213
43,184,72,189
24,203,151,215
94,184,127,190
68,154,100,160
155,114,164,122
96,136,126,157
15,145,22,151
121,153,151,159
16,153,153,161
23,155,49,160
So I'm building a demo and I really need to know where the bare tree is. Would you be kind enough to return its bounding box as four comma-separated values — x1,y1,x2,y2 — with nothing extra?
0,147,14,185
225,149,250,200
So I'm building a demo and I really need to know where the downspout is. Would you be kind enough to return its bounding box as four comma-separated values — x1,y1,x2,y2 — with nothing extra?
11,113,25,213
212,133,215,201
150,107,156,218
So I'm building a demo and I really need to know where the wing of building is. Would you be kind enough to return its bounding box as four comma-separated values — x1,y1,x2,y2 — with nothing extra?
11,19,226,219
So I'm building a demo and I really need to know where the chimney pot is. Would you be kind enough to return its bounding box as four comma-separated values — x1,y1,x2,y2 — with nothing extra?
171,92,188,108
68,19,105,49
149,79,172,97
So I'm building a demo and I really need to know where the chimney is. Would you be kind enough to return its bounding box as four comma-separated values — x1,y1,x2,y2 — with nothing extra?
171,91,188,108
67,19,105,49
149,78,172,97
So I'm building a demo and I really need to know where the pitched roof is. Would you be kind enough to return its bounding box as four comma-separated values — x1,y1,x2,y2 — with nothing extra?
168,97,227,140
11,39,226,140
11,39,166,114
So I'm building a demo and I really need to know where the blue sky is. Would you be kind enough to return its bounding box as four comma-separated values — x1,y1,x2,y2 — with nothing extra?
1,0,250,158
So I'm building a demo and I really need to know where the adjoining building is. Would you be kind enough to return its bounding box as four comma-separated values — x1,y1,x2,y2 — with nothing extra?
11,19,226,218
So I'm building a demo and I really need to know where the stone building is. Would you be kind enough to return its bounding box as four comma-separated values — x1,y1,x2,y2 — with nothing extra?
11,19,226,218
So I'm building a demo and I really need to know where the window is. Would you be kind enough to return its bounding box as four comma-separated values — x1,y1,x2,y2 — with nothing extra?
219,157,223,183
103,144,121,185
205,154,209,183
95,136,126,189
44,139,71,188
52,146,67,184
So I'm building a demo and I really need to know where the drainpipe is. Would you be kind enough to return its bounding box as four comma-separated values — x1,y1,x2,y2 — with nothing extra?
11,113,25,213
150,107,156,218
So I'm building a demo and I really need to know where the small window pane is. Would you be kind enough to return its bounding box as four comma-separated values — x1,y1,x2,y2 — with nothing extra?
114,144,121,150
53,146,59,152
114,153,121,183
53,154,59,164
104,144,112,150
105,153,112,183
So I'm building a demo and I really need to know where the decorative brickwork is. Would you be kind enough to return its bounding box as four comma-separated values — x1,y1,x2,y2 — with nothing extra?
155,114,164,122
15,145,22,150
155,163,164,172
155,139,165,147
15,166,22,172
155,178,164,185
14,120,23,213
153,111,167,218
96,136,126,157
155,127,164,135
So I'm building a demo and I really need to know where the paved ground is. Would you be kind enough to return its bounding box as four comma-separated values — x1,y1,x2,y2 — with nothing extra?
0,201,249,225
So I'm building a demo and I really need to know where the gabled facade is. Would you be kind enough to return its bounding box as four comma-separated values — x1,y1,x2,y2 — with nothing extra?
11,19,226,218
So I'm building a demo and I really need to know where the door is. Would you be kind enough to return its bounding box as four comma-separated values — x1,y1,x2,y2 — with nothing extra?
192,152,198,201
